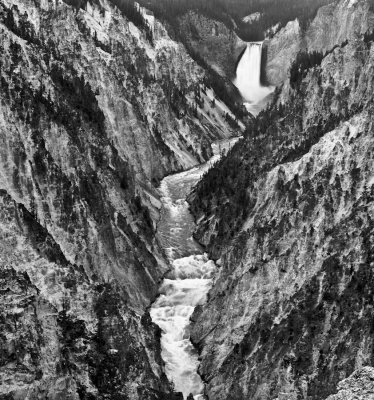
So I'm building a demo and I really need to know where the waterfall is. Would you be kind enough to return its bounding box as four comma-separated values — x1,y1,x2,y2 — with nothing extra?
234,42,273,115
236,42,263,93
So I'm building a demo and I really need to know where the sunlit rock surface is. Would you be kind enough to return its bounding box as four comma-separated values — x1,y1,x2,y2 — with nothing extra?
265,0,374,85
265,19,301,85
325,367,374,400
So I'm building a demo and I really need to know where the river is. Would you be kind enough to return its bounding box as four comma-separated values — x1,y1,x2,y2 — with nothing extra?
150,138,239,399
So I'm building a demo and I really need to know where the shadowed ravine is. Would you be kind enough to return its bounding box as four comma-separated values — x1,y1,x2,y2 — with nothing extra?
150,139,238,399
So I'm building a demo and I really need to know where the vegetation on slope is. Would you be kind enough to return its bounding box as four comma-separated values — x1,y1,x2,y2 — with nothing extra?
137,0,333,40
290,42,348,88
62,0,248,122
65,0,154,43
189,37,371,259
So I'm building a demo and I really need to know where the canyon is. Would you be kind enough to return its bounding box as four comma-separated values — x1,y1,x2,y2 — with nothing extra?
1,0,374,399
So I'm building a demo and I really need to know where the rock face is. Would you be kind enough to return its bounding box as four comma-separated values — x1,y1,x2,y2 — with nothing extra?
0,190,173,399
325,367,374,400
176,11,248,118
265,0,374,85
179,11,246,79
264,19,301,85
0,0,237,398
189,19,374,400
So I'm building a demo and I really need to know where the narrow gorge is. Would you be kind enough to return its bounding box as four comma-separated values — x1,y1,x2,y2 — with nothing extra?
150,139,237,399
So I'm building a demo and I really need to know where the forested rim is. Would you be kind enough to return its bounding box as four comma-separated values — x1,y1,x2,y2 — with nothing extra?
136,0,334,40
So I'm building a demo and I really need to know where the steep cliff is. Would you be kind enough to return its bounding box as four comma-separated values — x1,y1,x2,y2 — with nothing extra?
189,27,374,400
0,0,239,398
265,0,374,85
264,19,301,85
0,194,174,399
178,11,246,79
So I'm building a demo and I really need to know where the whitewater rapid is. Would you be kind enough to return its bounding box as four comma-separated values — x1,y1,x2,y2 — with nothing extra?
234,42,273,115
150,139,238,399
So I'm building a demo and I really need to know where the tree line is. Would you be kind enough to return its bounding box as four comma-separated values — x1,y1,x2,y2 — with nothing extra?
137,0,332,40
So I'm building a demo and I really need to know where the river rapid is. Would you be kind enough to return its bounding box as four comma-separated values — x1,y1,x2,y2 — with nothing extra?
150,139,238,399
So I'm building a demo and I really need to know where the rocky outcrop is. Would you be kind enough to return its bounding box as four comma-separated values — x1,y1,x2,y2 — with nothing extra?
179,11,246,79
306,0,374,52
189,33,374,400
325,367,374,400
264,19,301,85
265,0,374,85
0,0,238,398
176,11,248,118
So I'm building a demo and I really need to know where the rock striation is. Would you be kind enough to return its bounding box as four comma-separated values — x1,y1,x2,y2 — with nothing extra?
265,0,374,85
178,11,246,79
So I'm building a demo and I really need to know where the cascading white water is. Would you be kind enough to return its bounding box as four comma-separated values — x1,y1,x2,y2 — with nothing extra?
150,139,238,400
234,42,273,115
236,42,263,93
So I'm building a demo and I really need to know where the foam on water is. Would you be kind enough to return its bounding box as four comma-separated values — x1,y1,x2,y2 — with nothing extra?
150,256,213,397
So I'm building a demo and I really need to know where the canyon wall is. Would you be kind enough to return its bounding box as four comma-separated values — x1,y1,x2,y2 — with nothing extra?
189,9,374,399
265,0,374,85
178,11,246,79
0,0,237,398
